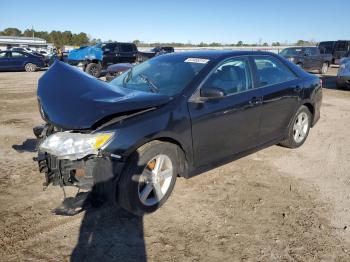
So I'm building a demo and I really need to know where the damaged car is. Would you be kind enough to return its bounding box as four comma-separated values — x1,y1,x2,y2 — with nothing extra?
34,51,322,216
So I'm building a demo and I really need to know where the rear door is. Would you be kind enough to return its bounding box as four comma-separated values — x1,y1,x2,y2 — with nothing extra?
101,43,118,67
0,51,9,69
119,44,137,63
8,51,27,69
188,56,262,167
251,55,301,144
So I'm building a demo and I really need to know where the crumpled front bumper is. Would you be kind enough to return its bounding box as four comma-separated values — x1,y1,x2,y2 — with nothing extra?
33,125,124,203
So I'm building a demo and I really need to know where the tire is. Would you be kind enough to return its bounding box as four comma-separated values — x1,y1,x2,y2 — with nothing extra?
280,105,311,148
85,63,102,78
118,141,180,216
24,63,37,72
319,62,329,75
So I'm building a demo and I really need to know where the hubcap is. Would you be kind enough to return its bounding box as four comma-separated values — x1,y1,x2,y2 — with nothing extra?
293,112,309,143
138,154,173,206
90,66,98,76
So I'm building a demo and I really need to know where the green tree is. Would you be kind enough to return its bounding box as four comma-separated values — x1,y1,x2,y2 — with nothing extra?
0,27,22,36
236,41,243,46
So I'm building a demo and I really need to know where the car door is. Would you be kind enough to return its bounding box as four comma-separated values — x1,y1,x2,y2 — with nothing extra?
188,56,262,167
119,44,137,63
251,55,301,144
8,51,27,69
0,51,10,70
101,43,118,67
301,48,315,69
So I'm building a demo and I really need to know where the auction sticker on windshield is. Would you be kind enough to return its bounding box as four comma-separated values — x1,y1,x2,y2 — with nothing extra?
184,58,210,64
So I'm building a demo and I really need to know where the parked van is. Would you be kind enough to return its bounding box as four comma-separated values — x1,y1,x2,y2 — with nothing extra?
318,40,350,64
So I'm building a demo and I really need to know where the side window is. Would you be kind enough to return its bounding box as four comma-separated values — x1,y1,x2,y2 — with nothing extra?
310,48,318,55
0,52,7,58
253,56,297,87
336,41,348,52
120,44,133,52
11,52,25,58
304,48,312,56
203,57,252,95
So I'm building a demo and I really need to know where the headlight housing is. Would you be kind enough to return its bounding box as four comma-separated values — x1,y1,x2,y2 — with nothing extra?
288,57,295,62
39,132,114,160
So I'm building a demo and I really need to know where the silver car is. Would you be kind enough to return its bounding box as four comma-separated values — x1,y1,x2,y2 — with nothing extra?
337,51,350,89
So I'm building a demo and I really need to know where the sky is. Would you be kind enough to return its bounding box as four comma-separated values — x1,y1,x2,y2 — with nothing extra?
0,0,349,44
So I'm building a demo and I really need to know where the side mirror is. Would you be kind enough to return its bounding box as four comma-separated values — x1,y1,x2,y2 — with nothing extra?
200,87,226,99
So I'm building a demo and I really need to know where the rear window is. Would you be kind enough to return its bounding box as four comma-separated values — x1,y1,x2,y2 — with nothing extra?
120,44,134,52
280,48,303,56
253,56,297,87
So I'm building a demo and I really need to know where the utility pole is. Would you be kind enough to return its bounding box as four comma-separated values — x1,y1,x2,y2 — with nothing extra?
32,26,34,38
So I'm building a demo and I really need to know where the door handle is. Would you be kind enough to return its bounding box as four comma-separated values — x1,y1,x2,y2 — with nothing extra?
249,97,262,105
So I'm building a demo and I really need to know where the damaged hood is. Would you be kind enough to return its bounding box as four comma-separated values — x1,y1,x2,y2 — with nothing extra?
38,61,170,130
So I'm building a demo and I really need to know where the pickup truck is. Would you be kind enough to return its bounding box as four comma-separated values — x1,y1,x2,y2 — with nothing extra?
68,42,174,77
280,47,332,75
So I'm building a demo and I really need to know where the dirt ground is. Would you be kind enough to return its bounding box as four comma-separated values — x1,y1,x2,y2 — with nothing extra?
0,67,350,261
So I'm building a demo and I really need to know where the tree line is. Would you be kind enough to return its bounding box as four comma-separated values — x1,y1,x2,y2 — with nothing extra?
0,27,318,48
0,27,90,47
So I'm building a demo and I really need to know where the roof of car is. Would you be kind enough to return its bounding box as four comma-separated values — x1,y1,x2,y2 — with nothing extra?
166,50,277,60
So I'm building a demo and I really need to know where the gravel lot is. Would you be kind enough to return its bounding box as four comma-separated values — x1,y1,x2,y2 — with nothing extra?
0,67,350,261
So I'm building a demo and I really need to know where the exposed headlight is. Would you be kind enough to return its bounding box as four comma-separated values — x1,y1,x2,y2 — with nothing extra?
39,132,114,160
288,57,295,62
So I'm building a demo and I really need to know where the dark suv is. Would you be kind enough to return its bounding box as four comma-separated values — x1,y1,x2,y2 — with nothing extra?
35,51,322,216
318,40,350,64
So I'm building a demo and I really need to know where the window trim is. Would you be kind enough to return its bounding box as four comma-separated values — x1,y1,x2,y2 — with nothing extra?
189,54,300,103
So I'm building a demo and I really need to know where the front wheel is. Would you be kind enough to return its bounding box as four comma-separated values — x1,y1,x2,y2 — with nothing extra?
24,63,37,72
85,63,101,78
280,105,311,148
117,141,180,216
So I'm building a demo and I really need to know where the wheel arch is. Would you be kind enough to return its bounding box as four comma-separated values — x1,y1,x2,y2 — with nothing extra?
125,136,190,178
302,102,315,123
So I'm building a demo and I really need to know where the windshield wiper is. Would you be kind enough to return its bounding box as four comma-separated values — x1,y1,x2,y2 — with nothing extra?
123,67,133,87
139,74,160,93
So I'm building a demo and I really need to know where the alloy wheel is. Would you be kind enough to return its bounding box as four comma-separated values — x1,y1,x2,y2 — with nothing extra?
138,154,173,206
293,112,309,143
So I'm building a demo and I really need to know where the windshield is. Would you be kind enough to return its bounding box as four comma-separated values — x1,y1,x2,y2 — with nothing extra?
109,55,208,96
280,48,303,56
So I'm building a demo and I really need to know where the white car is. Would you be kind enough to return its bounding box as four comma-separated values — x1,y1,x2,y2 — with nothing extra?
337,51,350,89
10,47,33,53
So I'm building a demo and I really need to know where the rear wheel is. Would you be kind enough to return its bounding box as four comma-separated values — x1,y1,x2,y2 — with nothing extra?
118,141,180,216
24,63,37,72
85,63,101,77
280,105,311,148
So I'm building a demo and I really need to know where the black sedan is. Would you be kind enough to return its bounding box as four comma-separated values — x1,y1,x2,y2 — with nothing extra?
0,50,45,72
34,51,322,216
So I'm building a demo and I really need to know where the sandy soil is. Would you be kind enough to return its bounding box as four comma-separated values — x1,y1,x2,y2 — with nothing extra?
0,68,350,261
